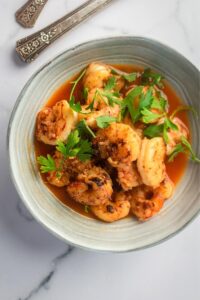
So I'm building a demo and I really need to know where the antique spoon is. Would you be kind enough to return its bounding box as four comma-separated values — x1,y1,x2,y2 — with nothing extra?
16,0,114,63
15,0,49,28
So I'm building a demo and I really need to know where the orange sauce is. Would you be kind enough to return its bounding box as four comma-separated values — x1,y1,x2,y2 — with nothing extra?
35,64,189,218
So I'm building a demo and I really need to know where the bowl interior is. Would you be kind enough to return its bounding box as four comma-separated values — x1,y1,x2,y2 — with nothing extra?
8,37,200,252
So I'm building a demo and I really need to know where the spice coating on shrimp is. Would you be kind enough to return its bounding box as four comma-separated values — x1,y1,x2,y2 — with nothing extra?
66,166,113,206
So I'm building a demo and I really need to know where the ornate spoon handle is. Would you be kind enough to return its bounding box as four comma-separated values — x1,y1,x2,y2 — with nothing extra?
15,0,49,28
16,0,113,63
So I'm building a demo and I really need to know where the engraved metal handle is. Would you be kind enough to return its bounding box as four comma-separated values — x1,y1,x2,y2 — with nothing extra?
15,0,49,28
16,0,114,63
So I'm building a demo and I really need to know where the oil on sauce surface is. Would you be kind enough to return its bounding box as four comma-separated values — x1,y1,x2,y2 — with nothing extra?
35,65,189,218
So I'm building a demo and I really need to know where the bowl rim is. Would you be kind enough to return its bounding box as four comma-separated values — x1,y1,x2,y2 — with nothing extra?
7,36,200,253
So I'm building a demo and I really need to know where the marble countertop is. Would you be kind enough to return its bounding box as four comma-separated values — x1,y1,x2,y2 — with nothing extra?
0,0,200,299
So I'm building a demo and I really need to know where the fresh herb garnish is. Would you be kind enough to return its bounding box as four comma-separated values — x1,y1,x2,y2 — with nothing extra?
37,154,59,173
83,87,89,100
141,108,165,124
141,68,164,88
76,120,96,138
104,76,116,91
69,96,82,113
143,117,178,142
84,205,90,213
122,86,143,123
170,105,197,119
56,130,93,161
111,68,137,83
69,69,86,102
168,136,200,163
143,123,164,138
96,116,117,129
122,72,137,83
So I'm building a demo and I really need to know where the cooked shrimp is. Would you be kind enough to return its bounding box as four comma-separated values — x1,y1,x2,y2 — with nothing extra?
91,191,130,222
83,62,111,91
166,117,189,155
78,105,120,129
130,175,174,221
47,152,70,187
66,167,113,206
36,100,78,145
63,157,93,179
95,123,141,167
117,162,142,191
137,137,166,188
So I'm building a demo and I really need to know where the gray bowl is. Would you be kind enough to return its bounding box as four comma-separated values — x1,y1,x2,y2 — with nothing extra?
8,37,200,252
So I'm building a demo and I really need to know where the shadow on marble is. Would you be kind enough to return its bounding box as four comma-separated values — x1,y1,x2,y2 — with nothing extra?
10,47,28,68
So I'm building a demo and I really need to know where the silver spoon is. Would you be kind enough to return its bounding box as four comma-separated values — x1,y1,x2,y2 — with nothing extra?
16,0,114,63
15,0,49,28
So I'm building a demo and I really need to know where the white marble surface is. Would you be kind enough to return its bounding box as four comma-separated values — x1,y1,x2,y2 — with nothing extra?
0,0,200,299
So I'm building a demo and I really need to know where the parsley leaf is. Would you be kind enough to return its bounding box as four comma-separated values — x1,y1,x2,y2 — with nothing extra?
77,139,93,161
168,144,185,162
141,108,164,124
122,86,143,123
163,118,178,143
151,97,167,112
56,130,93,161
139,88,153,110
37,154,58,173
76,120,96,138
122,72,137,82
141,68,164,88
143,124,164,138
96,116,117,129
181,136,200,163
104,77,116,91
69,96,82,113
168,136,200,163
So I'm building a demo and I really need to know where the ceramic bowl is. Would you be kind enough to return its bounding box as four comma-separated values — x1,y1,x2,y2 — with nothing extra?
8,37,200,252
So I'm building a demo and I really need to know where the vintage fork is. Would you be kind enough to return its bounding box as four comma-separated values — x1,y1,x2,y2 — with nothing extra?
16,0,114,63
15,0,49,28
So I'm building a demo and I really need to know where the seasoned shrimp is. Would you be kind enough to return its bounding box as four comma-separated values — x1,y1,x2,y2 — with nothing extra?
36,100,78,145
117,162,142,191
137,137,166,188
95,123,141,167
78,105,120,129
83,62,111,91
166,117,189,155
86,88,108,110
63,157,93,179
91,191,130,222
47,152,70,187
130,175,174,221
67,167,113,206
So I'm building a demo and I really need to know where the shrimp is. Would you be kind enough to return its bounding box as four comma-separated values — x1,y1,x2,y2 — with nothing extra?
47,152,70,187
36,100,78,145
83,62,111,91
66,166,113,206
86,88,108,110
95,123,141,167
166,117,189,155
130,175,174,221
63,157,93,179
137,137,166,188
117,162,142,191
91,191,131,222
78,105,120,129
